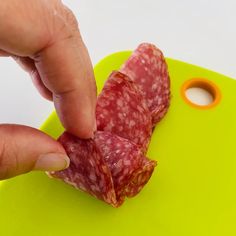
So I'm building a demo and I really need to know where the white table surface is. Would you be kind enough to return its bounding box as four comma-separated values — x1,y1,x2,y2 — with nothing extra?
0,0,235,128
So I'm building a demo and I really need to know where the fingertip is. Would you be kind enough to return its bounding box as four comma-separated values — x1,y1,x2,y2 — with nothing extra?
65,121,96,139
62,113,96,139
34,153,70,171
53,92,96,139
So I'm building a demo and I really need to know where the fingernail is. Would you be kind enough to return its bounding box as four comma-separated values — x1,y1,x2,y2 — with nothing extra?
93,119,97,132
34,153,70,171
88,119,96,139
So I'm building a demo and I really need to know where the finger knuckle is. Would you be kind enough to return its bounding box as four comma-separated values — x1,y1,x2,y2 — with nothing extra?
0,126,19,180
0,139,9,180
62,5,79,30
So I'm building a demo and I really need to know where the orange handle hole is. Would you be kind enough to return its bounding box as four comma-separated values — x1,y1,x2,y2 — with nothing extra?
181,78,221,109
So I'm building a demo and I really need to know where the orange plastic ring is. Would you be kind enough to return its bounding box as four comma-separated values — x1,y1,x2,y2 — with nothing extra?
181,78,221,109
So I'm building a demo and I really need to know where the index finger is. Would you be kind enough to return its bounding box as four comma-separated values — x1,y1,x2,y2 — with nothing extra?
34,32,97,139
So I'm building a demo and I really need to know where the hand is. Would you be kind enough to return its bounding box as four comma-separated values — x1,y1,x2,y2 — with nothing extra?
0,0,97,180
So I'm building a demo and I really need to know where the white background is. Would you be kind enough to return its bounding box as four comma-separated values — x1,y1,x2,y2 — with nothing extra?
0,0,235,128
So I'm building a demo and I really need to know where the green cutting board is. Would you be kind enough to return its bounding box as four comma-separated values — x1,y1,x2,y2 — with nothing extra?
0,51,236,236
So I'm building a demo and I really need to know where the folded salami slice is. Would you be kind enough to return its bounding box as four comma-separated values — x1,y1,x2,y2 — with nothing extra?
121,43,170,125
50,131,157,207
49,43,170,207
96,71,152,153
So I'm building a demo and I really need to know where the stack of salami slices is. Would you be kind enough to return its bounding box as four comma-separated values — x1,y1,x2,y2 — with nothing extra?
49,43,171,207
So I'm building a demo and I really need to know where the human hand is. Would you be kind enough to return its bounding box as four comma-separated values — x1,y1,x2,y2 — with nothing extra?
0,0,97,179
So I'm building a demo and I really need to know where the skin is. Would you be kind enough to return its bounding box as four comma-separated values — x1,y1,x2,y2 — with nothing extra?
0,0,97,180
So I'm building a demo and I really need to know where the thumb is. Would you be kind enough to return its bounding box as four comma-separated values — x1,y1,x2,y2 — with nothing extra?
0,124,70,180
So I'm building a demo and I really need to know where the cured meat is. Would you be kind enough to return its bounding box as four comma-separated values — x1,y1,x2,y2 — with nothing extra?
121,43,170,125
49,43,171,207
50,131,157,207
96,71,152,153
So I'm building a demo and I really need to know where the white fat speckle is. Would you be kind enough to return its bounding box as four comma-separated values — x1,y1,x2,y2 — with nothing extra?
125,143,131,148
106,139,112,145
89,171,97,182
129,120,136,128
137,105,144,113
124,93,130,102
147,99,152,107
78,182,86,191
116,99,123,107
116,142,121,148
158,97,163,105
105,121,115,130
90,185,99,192
99,114,105,119
123,105,129,113
64,178,81,189
89,158,95,167
118,126,123,132
69,145,76,152
103,109,109,115
143,53,150,61
124,159,131,166
116,159,122,169
116,150,121,154
152,83,158,91
137,173,145,184
99,179,105,190
102,145,110,154
118,113,123,120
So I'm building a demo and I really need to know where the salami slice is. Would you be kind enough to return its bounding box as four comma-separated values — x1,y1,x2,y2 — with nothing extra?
49,43,171,207
121,43,170,125
96,71,152,153
50,131,157,207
